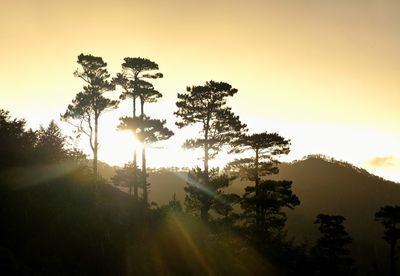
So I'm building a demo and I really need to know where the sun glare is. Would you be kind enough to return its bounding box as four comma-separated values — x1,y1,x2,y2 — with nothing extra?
101,129,142,166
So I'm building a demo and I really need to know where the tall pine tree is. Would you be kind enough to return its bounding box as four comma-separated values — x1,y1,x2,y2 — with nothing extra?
115,57,163,201
118,116,173,203
375,205,400,276
227,132,290,230
175,81,246,222
311,214,354,276
62,54,117,176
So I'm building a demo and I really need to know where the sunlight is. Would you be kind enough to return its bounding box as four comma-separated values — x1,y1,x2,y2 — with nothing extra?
101,129,142,166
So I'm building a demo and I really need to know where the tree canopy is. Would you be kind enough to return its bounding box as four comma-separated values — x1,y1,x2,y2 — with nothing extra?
241,179,300,239
62,54,118,175
375,205,400,276
311,214,354,276
175,80,246,222
118,116,173,145
0,109,36,169
227,132,290,181
175,81,247,163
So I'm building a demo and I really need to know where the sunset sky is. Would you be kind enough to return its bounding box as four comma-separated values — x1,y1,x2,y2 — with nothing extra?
1,0,399,182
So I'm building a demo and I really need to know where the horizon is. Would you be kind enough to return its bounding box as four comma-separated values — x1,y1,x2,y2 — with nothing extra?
1,0,400,182
94,153,400,185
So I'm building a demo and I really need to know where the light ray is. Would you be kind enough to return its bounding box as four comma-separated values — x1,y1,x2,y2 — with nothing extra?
0,161,81,190
173,171,228,205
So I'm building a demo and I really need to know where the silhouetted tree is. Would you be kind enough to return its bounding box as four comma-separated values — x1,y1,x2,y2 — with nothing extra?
0,109,37,168
311,214,354,276
136,80,162,202
184,167,240,222
375,205,400,276
35,121,67,164
227,132,290,229
175,81,247,222
0,110,86,170
118,116,173,203
62,54,117,176
113,73,138,197
66,147,88,165
115,57,163,200
241,180,299,240
111,162,135,188
113,73,136,113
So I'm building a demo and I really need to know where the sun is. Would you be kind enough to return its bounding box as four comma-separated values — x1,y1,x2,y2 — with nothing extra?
100,129,142,166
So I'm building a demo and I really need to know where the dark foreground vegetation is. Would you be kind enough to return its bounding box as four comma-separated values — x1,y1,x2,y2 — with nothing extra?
0,167,277,275
1,53,399,275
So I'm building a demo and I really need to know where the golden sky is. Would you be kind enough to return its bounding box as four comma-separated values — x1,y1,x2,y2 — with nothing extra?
1,0,399,182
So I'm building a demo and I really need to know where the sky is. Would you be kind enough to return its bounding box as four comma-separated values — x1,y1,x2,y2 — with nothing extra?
1,0,399,182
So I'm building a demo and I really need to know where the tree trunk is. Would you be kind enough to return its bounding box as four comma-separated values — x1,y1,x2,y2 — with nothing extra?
204,128,209,176
140,99,148,204
132,96,138,200
140,99,144,118
133,96,136,117
201,129,209,223
255,149,260,230
142,145,147,204
133,150,138,200
93,116,99,177
204,145,209,176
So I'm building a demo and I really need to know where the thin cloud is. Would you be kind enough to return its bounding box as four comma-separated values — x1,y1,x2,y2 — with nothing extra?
367,156,397,168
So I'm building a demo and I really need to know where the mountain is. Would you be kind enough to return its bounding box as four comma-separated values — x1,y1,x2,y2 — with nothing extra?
132,156,400,274
271,156,400,273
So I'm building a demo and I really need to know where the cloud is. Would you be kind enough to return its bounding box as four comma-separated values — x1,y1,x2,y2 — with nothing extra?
367,156,397,168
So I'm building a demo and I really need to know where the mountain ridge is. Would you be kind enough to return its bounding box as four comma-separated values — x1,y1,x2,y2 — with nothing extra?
102,155,399,274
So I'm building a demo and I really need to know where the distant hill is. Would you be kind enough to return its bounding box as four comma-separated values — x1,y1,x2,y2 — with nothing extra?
105,156,399,274
270,156,400,273
97,164,188,205
94,160,119,180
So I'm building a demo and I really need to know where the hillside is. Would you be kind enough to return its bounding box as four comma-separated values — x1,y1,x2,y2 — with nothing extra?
0,168,140,275
0,167,275,275
272,157,400,273
139,156,400,273
1,156,397,274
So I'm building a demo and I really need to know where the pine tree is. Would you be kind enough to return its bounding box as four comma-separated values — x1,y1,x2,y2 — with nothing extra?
375,205,400,276
226,132,290,229
311,214,354,276
114,57,163,200
118,116,173,203
184,167,240,222
35,120,67,163
0,109,36,168
241,180,299,240
62,54,118,176
175,81,247,222
111,162,136,188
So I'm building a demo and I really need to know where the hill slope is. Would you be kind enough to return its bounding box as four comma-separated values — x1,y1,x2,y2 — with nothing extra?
272,157,400,272
144,157,400,273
